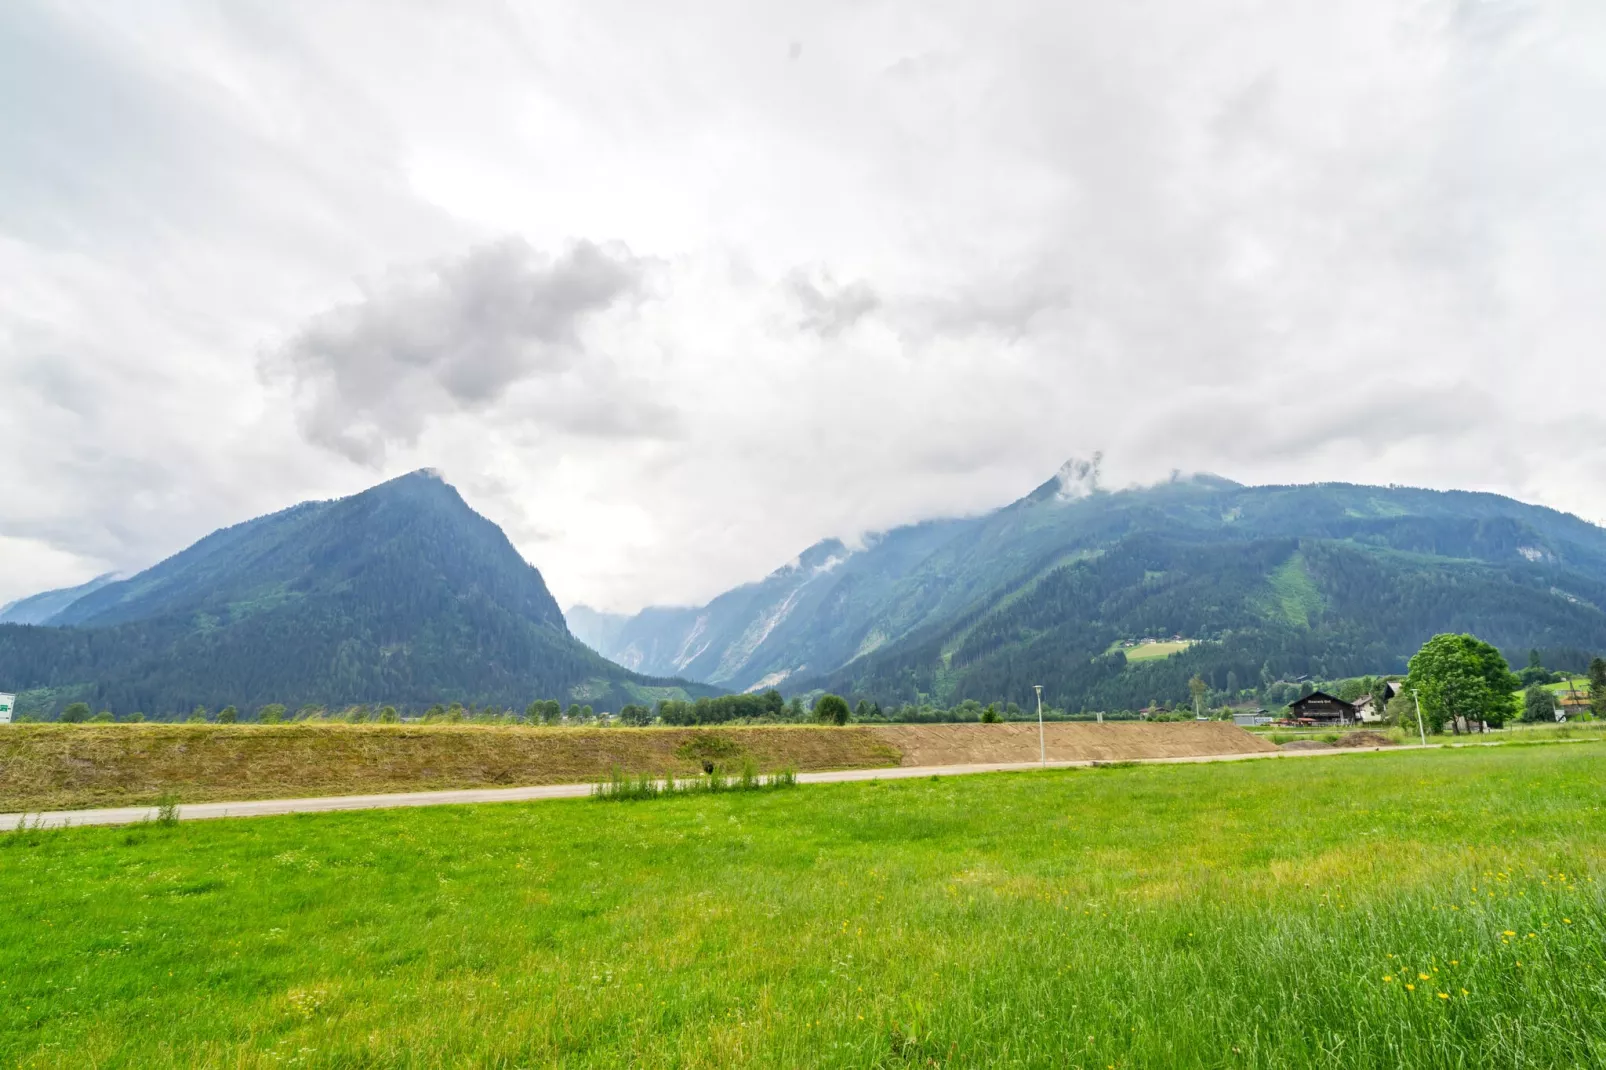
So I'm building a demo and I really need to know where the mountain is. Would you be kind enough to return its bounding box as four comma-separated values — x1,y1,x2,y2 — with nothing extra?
0,573,120,625
583,461,1606,709
0,470,715,718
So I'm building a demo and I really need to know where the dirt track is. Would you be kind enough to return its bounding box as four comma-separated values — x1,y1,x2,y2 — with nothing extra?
869,721,1277,766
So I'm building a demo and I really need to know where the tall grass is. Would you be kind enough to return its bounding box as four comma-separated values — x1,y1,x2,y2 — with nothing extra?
592,761,799,801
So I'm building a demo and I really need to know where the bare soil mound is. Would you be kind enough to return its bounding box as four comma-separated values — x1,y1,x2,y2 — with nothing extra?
1279,739,1334,751
0,724,900,813
867,721,1277,767
1331,730,1397,749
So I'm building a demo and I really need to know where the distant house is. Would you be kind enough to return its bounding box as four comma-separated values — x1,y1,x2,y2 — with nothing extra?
1286,691,1358,725
1351,694,1385,723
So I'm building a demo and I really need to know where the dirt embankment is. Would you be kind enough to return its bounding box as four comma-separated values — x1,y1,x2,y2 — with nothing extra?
0,724,901,812
867,721,1277,767
1,721,1278,812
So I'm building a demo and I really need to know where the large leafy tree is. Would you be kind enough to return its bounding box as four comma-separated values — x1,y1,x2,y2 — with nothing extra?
1403,634,1520,732
1590,658,1606,719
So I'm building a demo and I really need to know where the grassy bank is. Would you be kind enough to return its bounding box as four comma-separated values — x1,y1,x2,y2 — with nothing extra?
2,743,1602,1067
0,724,900,812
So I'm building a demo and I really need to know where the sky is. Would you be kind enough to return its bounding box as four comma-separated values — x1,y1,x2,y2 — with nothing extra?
2,0,1604,613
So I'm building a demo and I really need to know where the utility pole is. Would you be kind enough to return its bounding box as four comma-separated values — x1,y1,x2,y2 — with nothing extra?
1410,688,1428,747
1034,685,1045,767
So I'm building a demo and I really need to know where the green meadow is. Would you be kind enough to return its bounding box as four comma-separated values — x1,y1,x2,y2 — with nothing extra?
2,745,1603,1068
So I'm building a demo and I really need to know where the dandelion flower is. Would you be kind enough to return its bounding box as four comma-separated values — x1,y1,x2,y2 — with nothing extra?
1384,976,1394,983
1418,973,1430,981
1503,930,1516,937
1438,993,1449,1000
1406,984,1416,991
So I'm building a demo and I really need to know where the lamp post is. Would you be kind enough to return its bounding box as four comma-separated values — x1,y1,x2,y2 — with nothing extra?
1410,688,1427,747
1034,684,1045,767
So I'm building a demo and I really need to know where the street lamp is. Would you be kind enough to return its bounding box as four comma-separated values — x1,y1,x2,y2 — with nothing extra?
1034,684,1045,767
1410,688,1427,747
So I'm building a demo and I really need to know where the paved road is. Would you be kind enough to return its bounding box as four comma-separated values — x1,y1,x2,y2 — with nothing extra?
0,744,1432,830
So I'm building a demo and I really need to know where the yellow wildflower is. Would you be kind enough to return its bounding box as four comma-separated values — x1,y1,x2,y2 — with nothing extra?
1406,984,1416,991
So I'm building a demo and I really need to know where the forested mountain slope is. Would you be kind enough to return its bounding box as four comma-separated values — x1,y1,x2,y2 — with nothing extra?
0,573,119,625
577,461,1606,708
0,471,713,718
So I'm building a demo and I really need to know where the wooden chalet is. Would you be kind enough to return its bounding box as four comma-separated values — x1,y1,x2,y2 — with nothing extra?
1285,690,1359,725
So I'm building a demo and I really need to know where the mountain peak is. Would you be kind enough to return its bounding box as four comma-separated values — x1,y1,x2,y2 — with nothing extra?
1024,453,1104,504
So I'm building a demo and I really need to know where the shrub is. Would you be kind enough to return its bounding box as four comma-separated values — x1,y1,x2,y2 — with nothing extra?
814,694,851,726
216,706,238,724
1522,686,1555,724
59,702,91,723
91,710,114,723
258,704,286,724
378,706,399,723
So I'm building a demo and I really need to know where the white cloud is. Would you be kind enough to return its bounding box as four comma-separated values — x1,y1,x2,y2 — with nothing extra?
1,0,1604,610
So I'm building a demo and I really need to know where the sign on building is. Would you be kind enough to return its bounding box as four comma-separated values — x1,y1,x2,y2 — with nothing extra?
0,693,14,724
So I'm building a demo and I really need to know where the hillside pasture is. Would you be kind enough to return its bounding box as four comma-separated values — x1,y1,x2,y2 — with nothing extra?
1111,638,1196,661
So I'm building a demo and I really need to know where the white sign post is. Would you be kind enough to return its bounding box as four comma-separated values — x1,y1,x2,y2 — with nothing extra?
0,693,14,724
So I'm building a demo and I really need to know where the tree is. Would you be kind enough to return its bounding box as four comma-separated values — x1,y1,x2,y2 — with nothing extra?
855,699,872,722
1588,658,1606,719
91,710,114,723
814,694,851,726
216,705,238,724
59,702,91,723
619,703,653,727
1522,685,1555,724
378,705,399,723
787,697,806,722
187,706,209,724
1188,675,1208,718
1403,634,1520,732
258,704,287,724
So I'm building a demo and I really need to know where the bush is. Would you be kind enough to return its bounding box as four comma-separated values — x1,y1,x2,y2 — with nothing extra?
378,706,399,723
91,710,114,723
186,706,208,724
1522,686,1556,723
814,694,851,726
216,705,238,724
258,704,286,724
980,704,1002,723
619,703,654,727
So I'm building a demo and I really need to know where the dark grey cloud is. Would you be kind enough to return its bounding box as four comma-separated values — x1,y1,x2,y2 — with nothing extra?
265,238,667,464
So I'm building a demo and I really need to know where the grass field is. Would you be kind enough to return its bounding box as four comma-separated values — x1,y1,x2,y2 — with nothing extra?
1112,639,1196,662
2,744,1603,1067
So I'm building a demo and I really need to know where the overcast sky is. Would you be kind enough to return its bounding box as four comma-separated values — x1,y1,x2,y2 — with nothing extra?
3,0,1604,613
